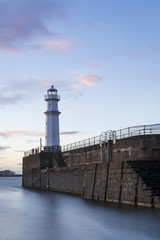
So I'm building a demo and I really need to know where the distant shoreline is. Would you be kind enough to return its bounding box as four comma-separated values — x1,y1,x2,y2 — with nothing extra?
0,175,22,177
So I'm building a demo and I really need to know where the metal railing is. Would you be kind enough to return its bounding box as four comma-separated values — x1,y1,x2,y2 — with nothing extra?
24,146,44,157
61,124,160,152
23,145,61,157
24,123,160,156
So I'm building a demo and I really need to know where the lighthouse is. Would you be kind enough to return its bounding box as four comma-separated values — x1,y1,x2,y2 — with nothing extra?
44,85,61,150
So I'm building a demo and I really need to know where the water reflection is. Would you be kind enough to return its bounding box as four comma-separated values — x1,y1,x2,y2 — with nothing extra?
0,177,160,240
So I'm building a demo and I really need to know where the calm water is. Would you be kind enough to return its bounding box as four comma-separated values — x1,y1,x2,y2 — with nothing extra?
0,177,160,240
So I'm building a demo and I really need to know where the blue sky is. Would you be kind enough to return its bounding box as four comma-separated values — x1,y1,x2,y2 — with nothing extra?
0,0,160,173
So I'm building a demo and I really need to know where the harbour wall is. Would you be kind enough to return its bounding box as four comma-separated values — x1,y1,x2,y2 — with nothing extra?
23,134,160,208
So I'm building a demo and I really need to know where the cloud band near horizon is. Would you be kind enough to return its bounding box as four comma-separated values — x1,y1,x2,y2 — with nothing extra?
0,129,81,138
0,146,10,151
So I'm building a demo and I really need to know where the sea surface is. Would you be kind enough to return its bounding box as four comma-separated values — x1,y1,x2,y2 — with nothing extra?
0,177,160,240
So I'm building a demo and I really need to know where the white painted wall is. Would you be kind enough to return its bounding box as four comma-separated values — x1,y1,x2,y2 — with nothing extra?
44,86,60,147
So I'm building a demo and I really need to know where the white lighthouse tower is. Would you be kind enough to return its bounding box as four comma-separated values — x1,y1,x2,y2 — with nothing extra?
44,85,60,151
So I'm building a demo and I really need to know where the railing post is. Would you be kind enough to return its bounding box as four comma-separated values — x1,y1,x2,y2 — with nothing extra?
144,125,146,135
128,127,130,137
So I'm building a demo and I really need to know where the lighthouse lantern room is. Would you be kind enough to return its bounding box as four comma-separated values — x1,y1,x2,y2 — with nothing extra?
44,85,61,151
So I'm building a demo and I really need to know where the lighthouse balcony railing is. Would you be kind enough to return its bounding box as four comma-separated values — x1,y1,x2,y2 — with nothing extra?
45,94,60,100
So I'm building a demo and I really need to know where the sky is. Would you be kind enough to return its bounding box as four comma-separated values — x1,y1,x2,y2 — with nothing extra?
0,0,160,173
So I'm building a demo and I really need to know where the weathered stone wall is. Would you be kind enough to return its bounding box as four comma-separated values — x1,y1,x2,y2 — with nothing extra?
112,134,160,162
23,135,160,208
61,135,160,166
106,161,160,208
62,144,102,166
23,160,160,208
23,153,40,188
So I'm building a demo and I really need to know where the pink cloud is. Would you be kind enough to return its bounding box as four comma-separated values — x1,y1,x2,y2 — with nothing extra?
76,75,102,86
0,129,44,138
35,74,102,92
0,129,82,138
